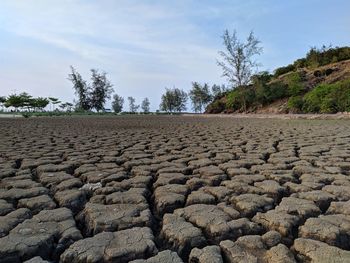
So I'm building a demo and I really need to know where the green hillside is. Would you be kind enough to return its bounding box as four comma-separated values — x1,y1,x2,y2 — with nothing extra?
206,46,350,114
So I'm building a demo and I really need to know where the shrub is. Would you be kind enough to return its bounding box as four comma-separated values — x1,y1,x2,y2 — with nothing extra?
303,79,350,113
287,96,304,112
303,83,333,112
286,72,305,96
226,87,256,111
274,64,295,78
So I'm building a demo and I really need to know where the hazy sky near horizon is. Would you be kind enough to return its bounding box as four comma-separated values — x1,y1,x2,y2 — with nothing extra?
1,0,349,110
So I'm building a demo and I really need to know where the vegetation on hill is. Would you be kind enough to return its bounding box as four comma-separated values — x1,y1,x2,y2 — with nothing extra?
206,45,350,114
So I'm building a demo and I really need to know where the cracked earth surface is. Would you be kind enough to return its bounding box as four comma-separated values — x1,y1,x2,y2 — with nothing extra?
1,116,350,262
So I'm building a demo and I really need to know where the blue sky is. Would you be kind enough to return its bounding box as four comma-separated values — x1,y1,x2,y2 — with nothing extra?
0,0,349,110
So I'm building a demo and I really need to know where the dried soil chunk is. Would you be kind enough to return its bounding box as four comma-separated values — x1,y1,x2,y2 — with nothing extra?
327,200,350,215
54,189,86,214
294,238,350,263
154,184,188,216
291,190,335,211
299,214,350,249
0,187,49,202
186,190,216,205
105,188,148,205
82,202,152,235
0,199,14,216
24,256,50,263
254,180,285,198
265,244,297,263
275,197,321,220
18,195,56,213
0,208,32,237
220,235,295,263
0,208,82,262
231,193,274,217
61,227,157,263
161,214,206,257
130,250,183,263
154,173,187,188
323,185,350,201
189,245,223,263
174,204,255,242
220,236,266,263
253,210,300,238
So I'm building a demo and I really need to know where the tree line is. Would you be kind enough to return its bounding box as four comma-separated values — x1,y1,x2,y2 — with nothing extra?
0,93,72,112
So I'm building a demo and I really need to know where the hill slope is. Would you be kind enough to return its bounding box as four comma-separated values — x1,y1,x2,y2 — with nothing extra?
206,47,350,114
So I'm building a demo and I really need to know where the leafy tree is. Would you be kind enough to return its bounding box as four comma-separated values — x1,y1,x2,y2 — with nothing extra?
58,102,73,112
141,97,150,113
189,82,212,113
0,96,6,111
49,97,61,111
90,69,114,112
217,30,262,87
160,88,187,113
211,84,228,98
4,93,31,111
68,66,91,111
112,94,124,113
32,97,49,111
128,96,139,113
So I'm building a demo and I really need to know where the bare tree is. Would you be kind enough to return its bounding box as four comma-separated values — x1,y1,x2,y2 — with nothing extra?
217,30,262,87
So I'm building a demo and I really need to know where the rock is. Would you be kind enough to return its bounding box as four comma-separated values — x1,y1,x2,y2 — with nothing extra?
293,238,350,263
60,227,157,263
189,245,223,263
130,250,183,263
0,208,82,262
81,202,152,235
161,214,206,257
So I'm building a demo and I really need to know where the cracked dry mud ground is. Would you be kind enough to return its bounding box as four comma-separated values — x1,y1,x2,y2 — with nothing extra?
1,116,350,263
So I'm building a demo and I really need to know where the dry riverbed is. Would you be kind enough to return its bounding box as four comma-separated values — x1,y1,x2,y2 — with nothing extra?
1,116,350,262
